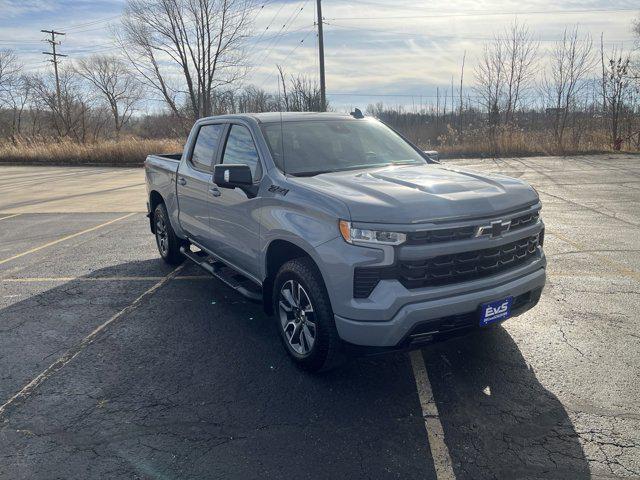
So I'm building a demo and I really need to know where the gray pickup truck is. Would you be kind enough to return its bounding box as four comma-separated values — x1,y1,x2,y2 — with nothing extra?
145,112,546,371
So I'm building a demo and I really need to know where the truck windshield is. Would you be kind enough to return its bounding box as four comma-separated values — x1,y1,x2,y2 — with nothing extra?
261,119,426,176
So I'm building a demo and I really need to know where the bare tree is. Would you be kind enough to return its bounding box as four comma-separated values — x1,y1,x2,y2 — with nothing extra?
474,22,538,125
502,22,538,123
75,55,143,136
236,85,277,112
475,37,505,127
0,49,30,141
118,0,253,120
542,27,595,151
0,49,21,106
288,74,324,112
28,67,93,142
600,41,633,150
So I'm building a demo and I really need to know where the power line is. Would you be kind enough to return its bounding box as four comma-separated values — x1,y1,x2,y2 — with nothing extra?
259,0,310,57
280,29,316,64
245,0,311,85
251,0,288,46
242,1,298,82
61,15,122,32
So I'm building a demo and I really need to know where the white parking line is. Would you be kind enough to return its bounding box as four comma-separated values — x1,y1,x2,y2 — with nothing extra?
0,212,136,266
1,275,211,282
0,213,21,221
410,350,456,480
0,264,184,418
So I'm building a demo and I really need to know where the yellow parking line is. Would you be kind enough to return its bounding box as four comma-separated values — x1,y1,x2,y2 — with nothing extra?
0,213,136,266
0,213,21,221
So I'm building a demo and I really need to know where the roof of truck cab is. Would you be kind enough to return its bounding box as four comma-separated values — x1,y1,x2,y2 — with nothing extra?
200,112,362,124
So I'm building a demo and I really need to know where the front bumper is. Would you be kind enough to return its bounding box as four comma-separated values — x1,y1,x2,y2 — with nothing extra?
333,266,546,347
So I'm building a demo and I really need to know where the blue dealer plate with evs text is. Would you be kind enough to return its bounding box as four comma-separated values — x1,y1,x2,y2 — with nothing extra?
479,296,514,327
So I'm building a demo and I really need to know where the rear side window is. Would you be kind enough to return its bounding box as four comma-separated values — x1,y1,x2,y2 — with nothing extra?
221,125,262,180
191,124,224,171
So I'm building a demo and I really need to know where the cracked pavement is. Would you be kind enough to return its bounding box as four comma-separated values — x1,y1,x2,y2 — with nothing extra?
0,155,639,479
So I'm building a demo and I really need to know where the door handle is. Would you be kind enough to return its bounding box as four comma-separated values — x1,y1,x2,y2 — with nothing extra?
178,177,187,186
209,187,222,197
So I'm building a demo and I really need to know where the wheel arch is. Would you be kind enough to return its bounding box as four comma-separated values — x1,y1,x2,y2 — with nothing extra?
263,239,324,316
148,190,165,233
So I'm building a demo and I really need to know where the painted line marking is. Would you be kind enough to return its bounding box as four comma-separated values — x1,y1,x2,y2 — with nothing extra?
0,264,184,418
410,350,456,480
0,213,136,266
0,275,212,282
0,213,21,221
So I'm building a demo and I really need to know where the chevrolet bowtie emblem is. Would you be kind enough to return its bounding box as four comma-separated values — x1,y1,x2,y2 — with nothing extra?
475,219,511,238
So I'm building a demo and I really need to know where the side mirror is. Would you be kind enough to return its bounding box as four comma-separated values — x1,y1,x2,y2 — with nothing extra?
214,164,253,189
423,150,439,162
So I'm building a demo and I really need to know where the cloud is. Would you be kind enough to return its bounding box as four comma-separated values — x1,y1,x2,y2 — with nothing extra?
0,0,57,18
1,0,637,111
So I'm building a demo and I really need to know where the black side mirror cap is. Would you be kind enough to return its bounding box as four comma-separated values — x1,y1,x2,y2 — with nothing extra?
214,164,253,189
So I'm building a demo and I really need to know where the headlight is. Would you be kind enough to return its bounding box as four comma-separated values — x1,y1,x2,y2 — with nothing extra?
339,220,406,245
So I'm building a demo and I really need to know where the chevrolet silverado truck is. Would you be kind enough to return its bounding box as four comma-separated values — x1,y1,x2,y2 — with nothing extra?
145,112,546,371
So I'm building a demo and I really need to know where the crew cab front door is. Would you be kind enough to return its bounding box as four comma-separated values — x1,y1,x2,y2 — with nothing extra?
176,122,224,251
208,123,263,280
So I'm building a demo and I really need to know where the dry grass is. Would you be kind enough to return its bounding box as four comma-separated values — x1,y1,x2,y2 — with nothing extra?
418,126,631,158
0,137,184,167
0,128,634,167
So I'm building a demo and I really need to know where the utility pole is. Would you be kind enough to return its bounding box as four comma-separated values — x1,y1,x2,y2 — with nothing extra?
41,29,67,113
316,0,326,112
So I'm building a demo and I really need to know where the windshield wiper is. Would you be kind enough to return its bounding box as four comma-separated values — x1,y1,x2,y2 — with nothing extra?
289,170,334,177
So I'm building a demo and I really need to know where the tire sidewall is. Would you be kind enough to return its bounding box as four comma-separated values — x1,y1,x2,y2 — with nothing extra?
154,204,171,260
153,203,184,265
272,259,339,370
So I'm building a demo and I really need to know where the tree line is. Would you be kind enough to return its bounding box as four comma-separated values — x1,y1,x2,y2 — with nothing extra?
0,0,639,155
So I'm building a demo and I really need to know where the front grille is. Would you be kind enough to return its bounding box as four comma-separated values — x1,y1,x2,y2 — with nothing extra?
510,211,539,230
353,234,541,298
405,209,539,245
406,225,476,245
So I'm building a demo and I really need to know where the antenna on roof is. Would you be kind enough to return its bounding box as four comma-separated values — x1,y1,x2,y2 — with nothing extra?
350,108,364,119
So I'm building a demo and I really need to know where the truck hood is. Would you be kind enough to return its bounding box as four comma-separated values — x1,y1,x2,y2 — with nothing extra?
290,164,539,224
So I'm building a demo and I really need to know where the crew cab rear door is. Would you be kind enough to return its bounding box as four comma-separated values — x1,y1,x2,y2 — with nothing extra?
176,122,225,250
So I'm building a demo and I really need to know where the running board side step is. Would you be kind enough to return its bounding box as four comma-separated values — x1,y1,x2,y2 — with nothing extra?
180,246,262,302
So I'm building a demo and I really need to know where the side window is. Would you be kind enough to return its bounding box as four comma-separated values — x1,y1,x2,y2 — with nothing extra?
191,124,224,171
221,125,262,180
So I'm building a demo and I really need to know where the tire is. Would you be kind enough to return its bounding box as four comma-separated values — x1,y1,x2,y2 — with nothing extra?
273,257,344,372
153,203,185,266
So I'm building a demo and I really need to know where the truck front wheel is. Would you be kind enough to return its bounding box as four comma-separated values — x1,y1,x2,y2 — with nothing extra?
153,203,184,266
273,258,343,372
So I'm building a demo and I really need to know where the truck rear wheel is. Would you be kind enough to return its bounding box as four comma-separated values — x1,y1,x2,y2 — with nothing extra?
273,258,344,372
154,203,184,266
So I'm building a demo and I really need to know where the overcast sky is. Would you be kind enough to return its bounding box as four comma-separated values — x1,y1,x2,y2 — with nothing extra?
1,0,638,111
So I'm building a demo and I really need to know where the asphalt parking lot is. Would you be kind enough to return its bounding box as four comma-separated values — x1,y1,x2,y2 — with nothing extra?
0,155,638,479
